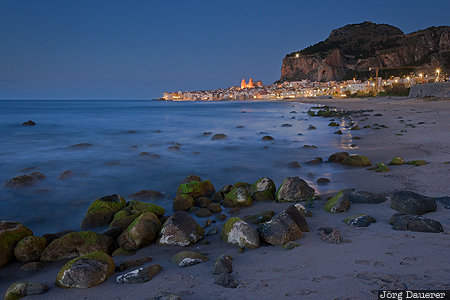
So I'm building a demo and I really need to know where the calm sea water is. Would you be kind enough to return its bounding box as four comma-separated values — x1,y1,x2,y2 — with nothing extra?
0,100,356,235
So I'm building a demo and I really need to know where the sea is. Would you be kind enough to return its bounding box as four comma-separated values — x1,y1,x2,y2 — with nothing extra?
0,100,357,235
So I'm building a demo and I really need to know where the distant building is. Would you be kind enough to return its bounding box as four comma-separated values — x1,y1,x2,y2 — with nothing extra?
241,77,255,89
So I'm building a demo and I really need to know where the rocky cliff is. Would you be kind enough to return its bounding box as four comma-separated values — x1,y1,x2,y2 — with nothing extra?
280,22,450,82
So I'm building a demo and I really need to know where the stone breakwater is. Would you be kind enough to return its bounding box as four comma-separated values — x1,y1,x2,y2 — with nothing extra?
409,82,450,98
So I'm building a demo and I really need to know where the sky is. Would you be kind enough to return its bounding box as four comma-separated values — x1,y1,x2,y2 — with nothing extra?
0,0,449,100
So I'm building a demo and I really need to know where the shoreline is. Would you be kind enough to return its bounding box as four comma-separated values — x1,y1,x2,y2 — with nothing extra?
1,96,449,299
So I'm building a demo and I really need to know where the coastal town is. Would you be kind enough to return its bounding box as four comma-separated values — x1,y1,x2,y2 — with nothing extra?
162,70,447,101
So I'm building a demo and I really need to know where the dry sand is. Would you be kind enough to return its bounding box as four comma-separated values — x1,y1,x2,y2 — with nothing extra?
1,96,449,300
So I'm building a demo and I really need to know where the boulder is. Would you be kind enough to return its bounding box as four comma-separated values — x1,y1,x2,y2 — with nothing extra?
341,155,372,167
173,194,195,211
116,265,162,284
282,241,300,250
305,157,323,165
211,134,227,140
344,189,387,204
328,122,339,126
207,202,222,213
214,273,239,288
58,170,74,180
406,160,428,166
118,212,161,251
22,120,36,126
343,214,376,227
318,227,344,244
316,178,330,185
324,190,350,213
102,227,123,240
176,180,215,199
40,231,114,262
213,255,233,275
261,135,274,141
3,172,45,188
275,177,315,202
243,211,275,224
284,205,309,232
4,282,48,300
328,152,350,163
287,161,301,168
81,194,126,229
159,211,204,246
182,175,202,183
0,221,33,267
257,212,302,245
223,183,253,207
117,256,153,272
389,213,443,233
388,157,405,165
55,251,115,288
390,191,437,215
221,217,260,249
171,251,208,267
13,236,47,263
195,208,212,218
250,177,276,196
367,162,390,172
110,200,164,229
20,261,46,272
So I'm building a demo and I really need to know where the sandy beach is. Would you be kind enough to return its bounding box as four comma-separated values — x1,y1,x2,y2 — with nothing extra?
1,96,449,300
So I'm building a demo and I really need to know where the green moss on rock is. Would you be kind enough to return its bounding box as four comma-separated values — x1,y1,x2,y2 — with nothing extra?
81,194,126,229
176,180,215,198
367,163,390,172
220,217,241,241
341,155,372,167
407,160,428,166
0,221,33,268
388,157,405,165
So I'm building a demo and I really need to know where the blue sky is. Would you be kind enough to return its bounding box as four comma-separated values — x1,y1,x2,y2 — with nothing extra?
0,0,449,99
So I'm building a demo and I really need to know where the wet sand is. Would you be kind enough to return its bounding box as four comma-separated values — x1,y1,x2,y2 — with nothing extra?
1,96,449,300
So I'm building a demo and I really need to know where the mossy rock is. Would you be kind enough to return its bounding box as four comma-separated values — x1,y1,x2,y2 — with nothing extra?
128,201,165,216
367,163,390,172
40,231,114,262
223,183,253,207
328,152,350,163
341,155,372,167
282,241,300,250
13,236,47,263
328,122,339,127
388,157,405,165
81,194,126,229
406,160,428,166
350,125,360,130
243,211,275,224
221,217,260,249
176,180,215,199
0,221,33,268
250,177,276,195
110,210,140,230
171,251,208,267
173,193,195,211
220,217,241,241
252,190,274,201
55,251,115,288
118,212,161,251
4,282,49,300
324,190,350,213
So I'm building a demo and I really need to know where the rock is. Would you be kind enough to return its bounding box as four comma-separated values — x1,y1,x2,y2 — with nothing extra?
55,251,115,288
406,160,428,166
171,251,208,267
117,256,153,272
287,161,301,168
159,211,204,246
221,217,260,249
102,227,123,240
202,131,212,136
118,212,161,251
3,172,46,188
127,190,164,201
223,183,253,207
112,248,135,257
110,200,165,229
262,135,274,141
324,190,350,213
207,202,222,213
4,282,48,300
58,170,74,180
176,180,215,199
13,236,47,263
390,191,437,215
42,230,74,244
367,162,390,172
20,261,46,271
341,155,372,167
334,130,342,134
328,152,351,163
281,123,292,127
70,143,93,149
195,197,211,208
316,178,330,185
214,273,239,288
213,254,233,275
167,145,180,151
302,144,317,149
350,125,360,130
343,214,376,227
282,241,300,250
81,194,126,229
305,157,323,165
294,203,312,217
243,211,275,224
40,231,114,262
284,205,310,232
389,214,443,233
435,197,450,209
318,227,344,244
0,221,33,267
195,208,212,218
22,120,36,126
211,134,227,140
173,193,195,211
182,175,202,183
307,125,316,130
328,121,339,126
275,177,315,202
343,189,387,204
139,152,160,159
250,177,276,202
257,211,302,245
388,157,405,165
116,264,161,284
